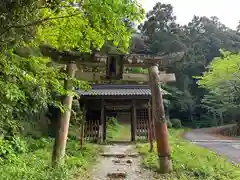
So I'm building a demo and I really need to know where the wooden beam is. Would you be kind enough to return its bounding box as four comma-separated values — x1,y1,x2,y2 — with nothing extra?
76,52,184,68
99,98,105,144
148,100,153,152
122,72,175,82
148,67,156,141
103,108,107,142
80,96,151,100
76,71,175,83
76,62,106,67
80,105,86,149
131,99,137,142
125,52,184,61
75,71,105,81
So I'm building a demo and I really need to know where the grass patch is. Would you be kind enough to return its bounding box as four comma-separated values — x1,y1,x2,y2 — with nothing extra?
136,129,240,180
0,137,100,180
106,117,131,141
110,124,131,141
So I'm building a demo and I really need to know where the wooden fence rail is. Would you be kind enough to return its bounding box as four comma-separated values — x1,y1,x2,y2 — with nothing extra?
84,119,100,142
136,109,149,141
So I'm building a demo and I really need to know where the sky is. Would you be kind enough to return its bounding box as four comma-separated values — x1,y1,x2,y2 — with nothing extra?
138,0,240,30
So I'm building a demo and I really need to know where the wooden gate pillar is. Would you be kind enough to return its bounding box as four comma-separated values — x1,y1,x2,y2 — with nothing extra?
148,68,156,140
149,64,173,173
103,110,107,142
131,99,137,141
99,99,105,143
148,100,154,151
80,105,86,149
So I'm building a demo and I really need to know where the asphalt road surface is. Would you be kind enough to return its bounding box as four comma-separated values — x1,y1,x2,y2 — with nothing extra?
184,129,240,164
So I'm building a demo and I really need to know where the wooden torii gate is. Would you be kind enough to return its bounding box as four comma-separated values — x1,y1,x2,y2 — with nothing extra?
51,50,183,173
36,44,183,170
77,52,183,173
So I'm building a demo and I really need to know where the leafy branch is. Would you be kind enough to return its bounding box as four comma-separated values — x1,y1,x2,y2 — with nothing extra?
0,12,81,38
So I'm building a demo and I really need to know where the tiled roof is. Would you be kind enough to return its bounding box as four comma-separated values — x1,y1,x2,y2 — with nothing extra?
76,84,166,96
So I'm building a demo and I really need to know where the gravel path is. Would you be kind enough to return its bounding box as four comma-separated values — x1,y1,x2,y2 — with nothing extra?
90,144,158,180
184,128,240,164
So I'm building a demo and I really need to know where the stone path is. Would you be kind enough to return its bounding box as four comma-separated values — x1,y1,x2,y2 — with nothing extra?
90,143,158,180
184,128,240,164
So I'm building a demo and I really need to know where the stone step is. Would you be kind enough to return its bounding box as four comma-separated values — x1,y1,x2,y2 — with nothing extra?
107,170,127,179
108,140,135,145
128,153,138,158
100,153,126,158
112,159,133,165
100,153,138,158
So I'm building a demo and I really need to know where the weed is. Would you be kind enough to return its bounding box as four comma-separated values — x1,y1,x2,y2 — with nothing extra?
0,138,100,180
136,129,240,180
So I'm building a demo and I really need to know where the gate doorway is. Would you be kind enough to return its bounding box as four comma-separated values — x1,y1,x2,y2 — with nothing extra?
78,84,154,143
105,111,131,142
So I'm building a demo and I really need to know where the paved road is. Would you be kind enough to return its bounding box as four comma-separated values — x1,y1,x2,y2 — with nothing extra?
184,129,240,164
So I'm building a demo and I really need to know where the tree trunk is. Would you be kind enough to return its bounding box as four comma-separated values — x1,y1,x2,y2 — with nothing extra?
149,65,173,173
52,62,76,166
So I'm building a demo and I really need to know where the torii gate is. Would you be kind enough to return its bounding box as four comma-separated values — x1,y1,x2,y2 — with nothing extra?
77,52,184,173
38,44,183,171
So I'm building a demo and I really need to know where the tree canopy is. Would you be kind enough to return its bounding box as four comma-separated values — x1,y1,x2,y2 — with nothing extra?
37,0,144,52
197,51,240,126
136,2,240,127
0,0,144,134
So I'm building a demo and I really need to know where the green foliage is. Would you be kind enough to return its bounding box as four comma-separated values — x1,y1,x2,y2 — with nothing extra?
170,118,182,128
37,0,144,52
137,129,240,179
0,136,27,161
110,124,131,141
197,51,240,90
138,2,240,126
71,99,83,126
167,119,172,129
0,137,100,180
0,1,41,50
0,0,143,135
197,51,240,126
0,51,68,134
139,2,185,54
27,137,50,152
106,117,120,140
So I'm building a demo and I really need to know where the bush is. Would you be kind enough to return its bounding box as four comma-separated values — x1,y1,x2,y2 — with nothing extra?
170,118,182,128
106,117,120,140
27,137,50,152
0,136,27,162
0,138,100,180
167,119,172,128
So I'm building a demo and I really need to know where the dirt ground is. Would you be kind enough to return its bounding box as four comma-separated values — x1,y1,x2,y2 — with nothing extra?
90,143,159,180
